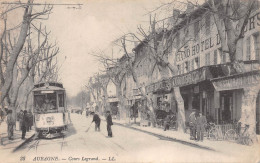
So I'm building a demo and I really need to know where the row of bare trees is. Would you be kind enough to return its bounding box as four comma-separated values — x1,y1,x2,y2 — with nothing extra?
89,0,259,141
0,0,59,120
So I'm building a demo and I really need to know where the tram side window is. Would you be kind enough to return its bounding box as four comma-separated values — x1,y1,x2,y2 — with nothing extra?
59,94,64,107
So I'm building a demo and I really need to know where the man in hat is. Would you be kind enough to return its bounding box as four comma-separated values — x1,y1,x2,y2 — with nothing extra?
189,109,198,140
196,112,207,142
91,112,101,131
17,110,24,130
106,111,113,137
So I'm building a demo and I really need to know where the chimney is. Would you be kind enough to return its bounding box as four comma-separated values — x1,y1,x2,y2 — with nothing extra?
186,2,194,14
167,9,180,28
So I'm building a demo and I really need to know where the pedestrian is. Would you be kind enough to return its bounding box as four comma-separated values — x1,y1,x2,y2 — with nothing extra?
0,108,4,121
163,115,171,131
189,109,198,140
106,111,113,137
21,110,29,139
196,112,207,142
91,112,101,131
28,110,33,131
6,110,15,140
18,110,24,130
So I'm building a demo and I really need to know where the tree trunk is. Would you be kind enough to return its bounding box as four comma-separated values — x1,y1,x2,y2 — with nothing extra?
0,2,32,103
240,87,259,142
173,87,186,132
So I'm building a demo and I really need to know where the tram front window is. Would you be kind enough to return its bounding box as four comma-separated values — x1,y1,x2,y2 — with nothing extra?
34,93,57,113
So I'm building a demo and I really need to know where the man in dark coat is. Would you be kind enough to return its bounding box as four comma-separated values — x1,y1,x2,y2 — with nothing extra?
196,112,207,142
164,115,171,131
189,109,198,140
17,110,24,130
106,111,113,137
28,110,33,131
21,110,29,139
91,112,101,131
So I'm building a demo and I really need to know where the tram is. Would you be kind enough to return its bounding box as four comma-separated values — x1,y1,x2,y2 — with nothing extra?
32,82,71,138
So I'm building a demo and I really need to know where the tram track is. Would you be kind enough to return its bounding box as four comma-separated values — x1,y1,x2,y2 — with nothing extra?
13,132,67,153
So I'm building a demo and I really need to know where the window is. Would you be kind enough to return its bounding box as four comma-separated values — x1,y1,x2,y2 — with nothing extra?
214,50,218,65
218,49,226,63
195,57,200,69
253,33,260,60
176,32,180,48
246,36,251,60
177,65,180,75
194,21,199,39
59,94,64,107
185,61,189,73
205,14,211,35
205,53,210,66
191,59,194,71
181,63,184,74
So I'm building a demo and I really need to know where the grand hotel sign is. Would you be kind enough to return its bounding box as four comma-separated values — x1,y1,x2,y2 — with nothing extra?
171,67,207,87
145,67,207,93
212,71,260,91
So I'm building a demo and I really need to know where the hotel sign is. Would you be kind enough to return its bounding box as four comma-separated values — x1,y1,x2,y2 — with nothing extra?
212,71,260,91
145,79,172,94
145,67,208,93
171,67,207,87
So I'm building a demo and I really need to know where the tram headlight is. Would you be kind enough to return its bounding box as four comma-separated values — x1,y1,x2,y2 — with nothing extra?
46,116,54,125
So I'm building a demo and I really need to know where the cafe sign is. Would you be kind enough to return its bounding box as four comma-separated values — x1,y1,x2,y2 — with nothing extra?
171,67,207,87
212,71,260,91
145,79,172,94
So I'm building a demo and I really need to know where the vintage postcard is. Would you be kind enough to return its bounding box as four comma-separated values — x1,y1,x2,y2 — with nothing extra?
0,0,260,162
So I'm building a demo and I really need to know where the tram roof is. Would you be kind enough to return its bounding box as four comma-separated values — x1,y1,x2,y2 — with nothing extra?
33,86,65,92
34,82,63,88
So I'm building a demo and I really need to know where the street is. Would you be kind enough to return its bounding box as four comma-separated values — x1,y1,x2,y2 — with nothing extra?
6,113,239,163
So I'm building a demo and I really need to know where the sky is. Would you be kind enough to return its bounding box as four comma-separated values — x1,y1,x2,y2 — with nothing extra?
40,0,168,97
25,0,201,97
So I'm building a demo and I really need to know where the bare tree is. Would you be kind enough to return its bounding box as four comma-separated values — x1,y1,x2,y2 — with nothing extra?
0,0,53,104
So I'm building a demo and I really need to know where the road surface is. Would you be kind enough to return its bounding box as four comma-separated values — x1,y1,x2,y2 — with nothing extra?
11,113,239,162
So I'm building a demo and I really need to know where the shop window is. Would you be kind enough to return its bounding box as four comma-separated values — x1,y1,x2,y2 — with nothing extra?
253,32,260,60
246,36,251,60
205,53,210,66
214,50,218,65
205,13,211,35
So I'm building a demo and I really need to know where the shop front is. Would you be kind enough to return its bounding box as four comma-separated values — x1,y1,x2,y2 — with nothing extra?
108,97,119,118
212,70,260,135
171,67,213,120
145,79,177,126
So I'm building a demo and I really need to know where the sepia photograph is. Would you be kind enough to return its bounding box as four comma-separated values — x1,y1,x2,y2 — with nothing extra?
0,0,260,162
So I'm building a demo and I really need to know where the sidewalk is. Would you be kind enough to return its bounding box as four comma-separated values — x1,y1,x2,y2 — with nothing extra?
106,117,260,161
0,120,35,153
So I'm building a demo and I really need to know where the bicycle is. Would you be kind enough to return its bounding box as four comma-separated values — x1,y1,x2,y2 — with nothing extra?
207,122,223,141
225,123,253,146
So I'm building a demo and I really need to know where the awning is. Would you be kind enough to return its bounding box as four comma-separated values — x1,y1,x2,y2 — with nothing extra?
211,70,260,91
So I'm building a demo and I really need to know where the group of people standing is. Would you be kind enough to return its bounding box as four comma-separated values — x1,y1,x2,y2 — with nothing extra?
5,109,33,140
17,110,33,139
189,109,207,142
91,110,113,137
